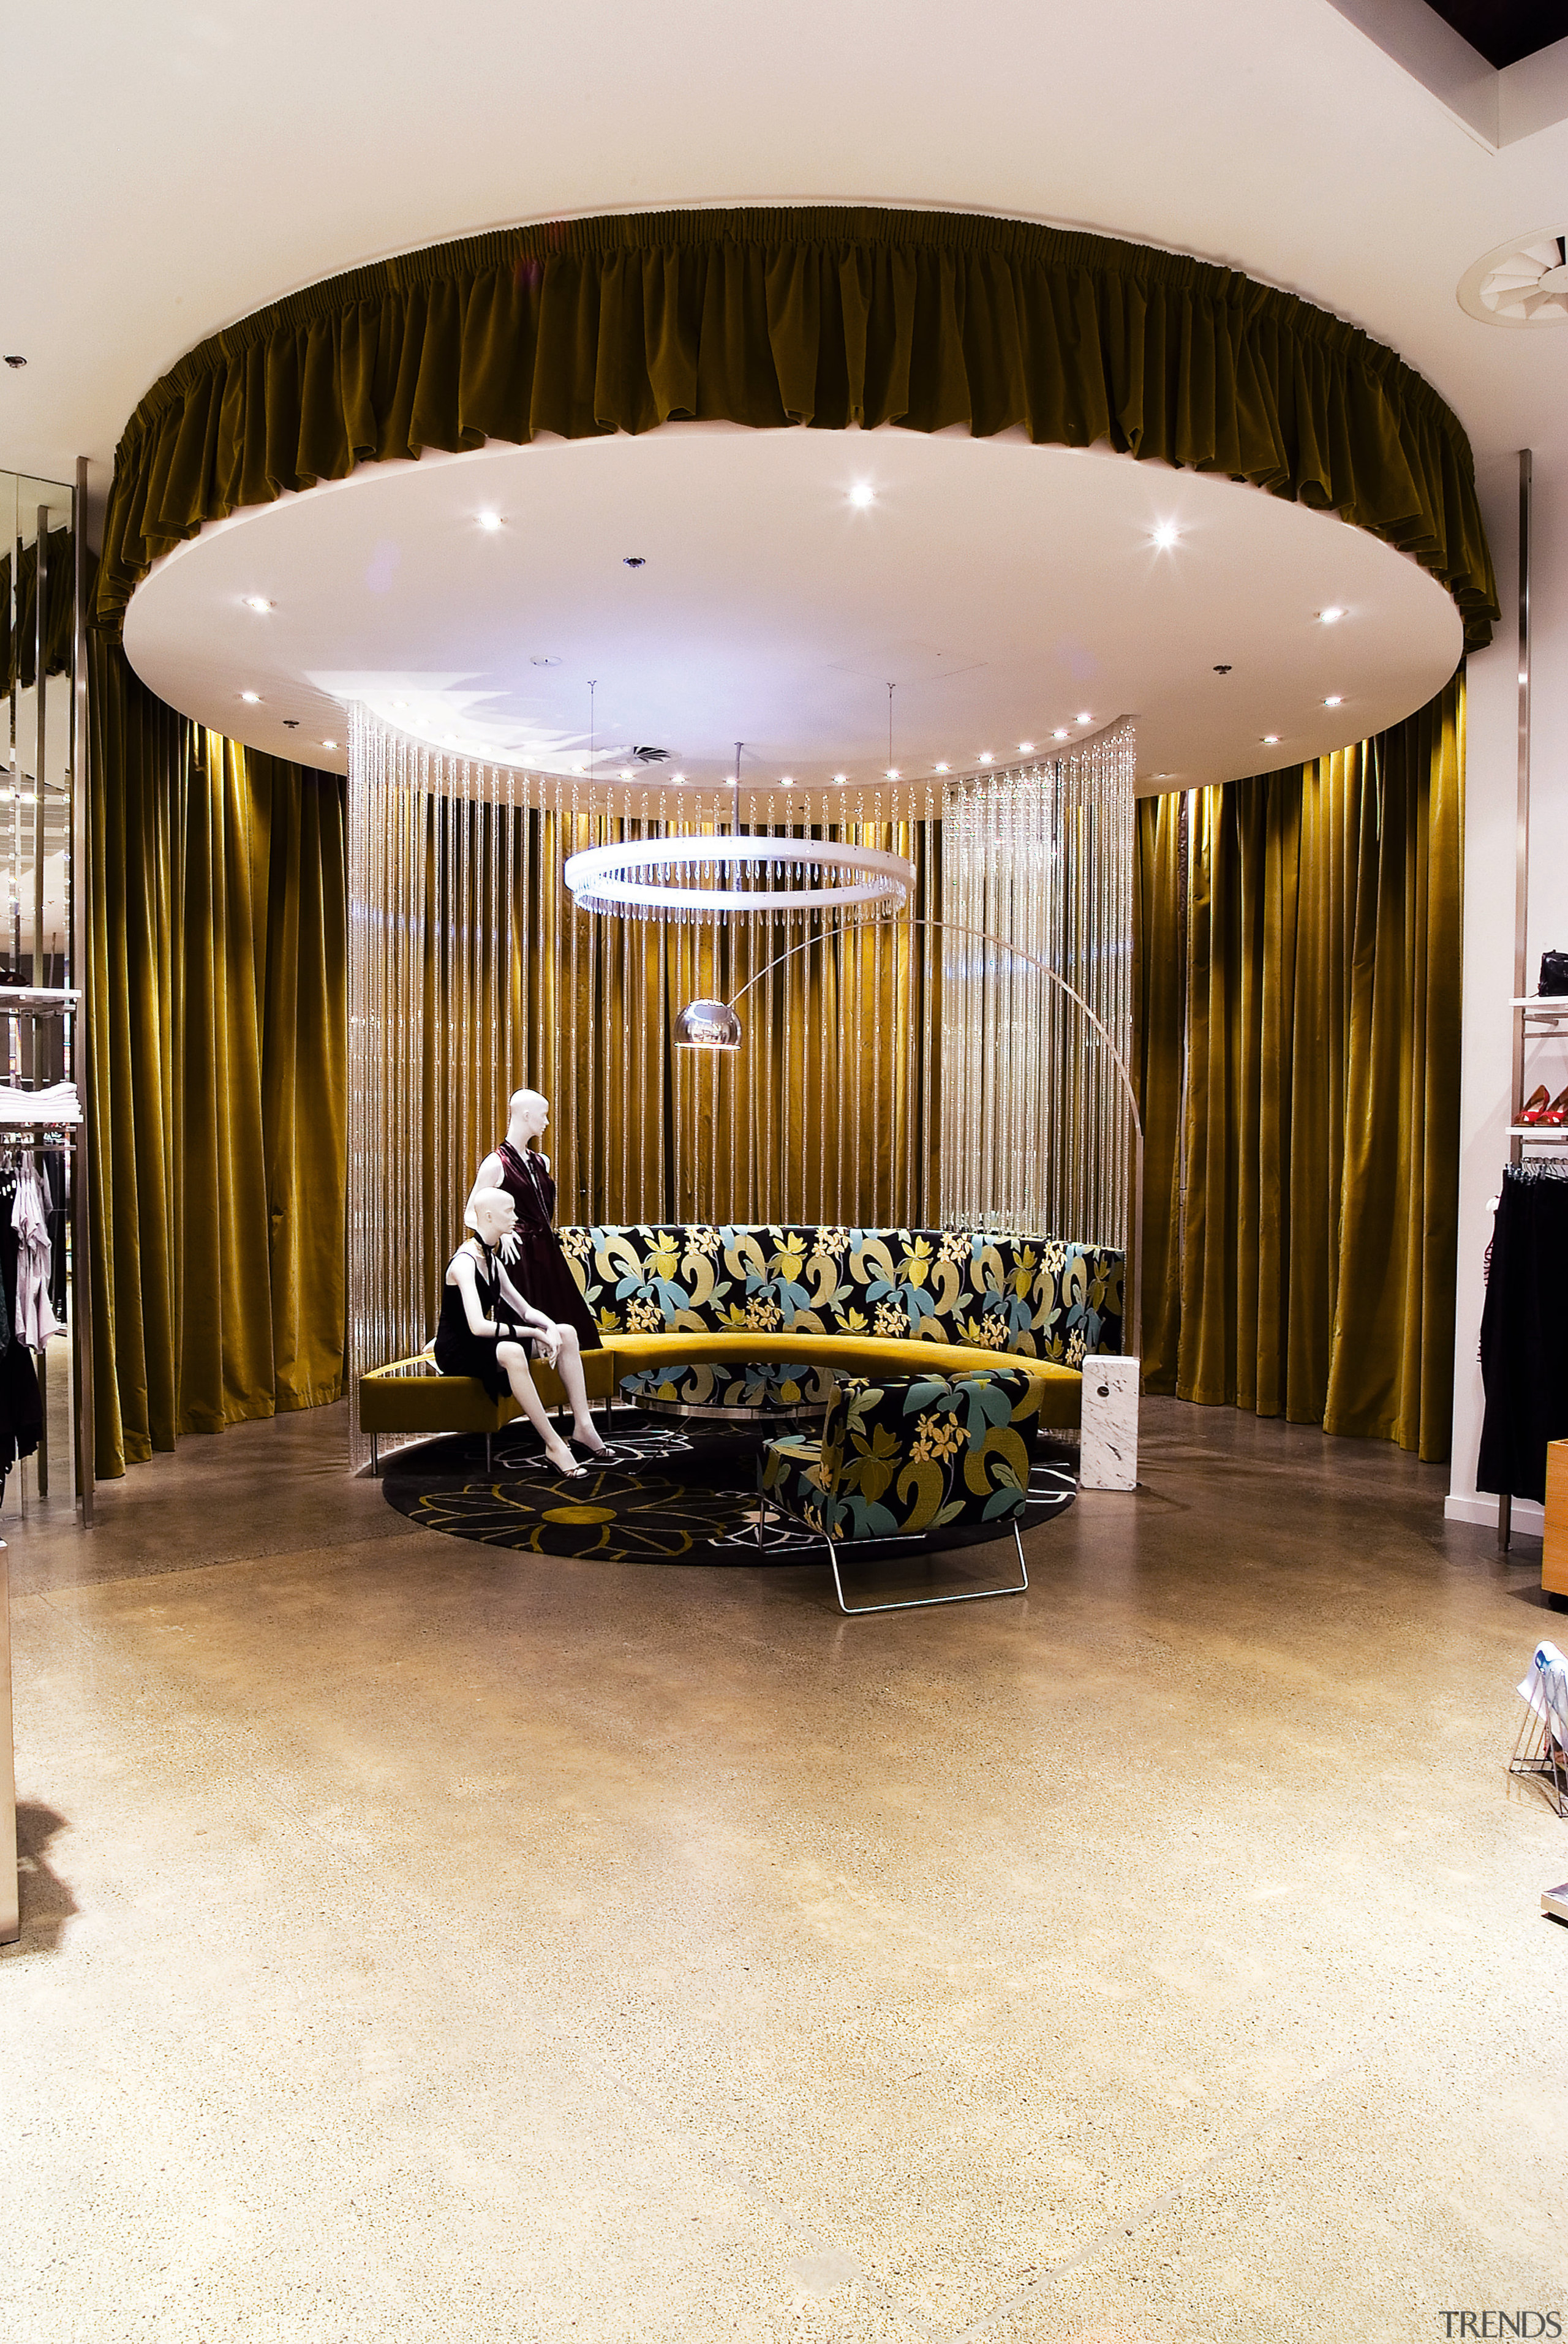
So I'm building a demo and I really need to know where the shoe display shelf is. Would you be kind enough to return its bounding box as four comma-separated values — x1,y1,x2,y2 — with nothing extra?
1510,997,1568,1153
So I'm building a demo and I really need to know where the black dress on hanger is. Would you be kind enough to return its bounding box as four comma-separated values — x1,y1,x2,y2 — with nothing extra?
1478,1163,1568,1506
0,1160,43,1488
493,1140,600,1349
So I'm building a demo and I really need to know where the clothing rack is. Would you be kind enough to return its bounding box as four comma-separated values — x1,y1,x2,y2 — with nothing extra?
0,1019,89,1521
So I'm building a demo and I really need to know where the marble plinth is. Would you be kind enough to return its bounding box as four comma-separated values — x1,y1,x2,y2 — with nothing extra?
1080,1354,1139,1489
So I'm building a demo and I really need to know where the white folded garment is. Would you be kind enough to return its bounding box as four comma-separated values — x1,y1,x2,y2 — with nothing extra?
0,1081,81,1126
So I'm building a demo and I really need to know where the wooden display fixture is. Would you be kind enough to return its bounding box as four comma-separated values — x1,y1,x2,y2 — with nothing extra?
1544,1441,1568,1600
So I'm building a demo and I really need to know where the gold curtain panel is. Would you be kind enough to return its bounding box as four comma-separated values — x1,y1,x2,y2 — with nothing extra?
1135,667,1464,1461
86,641,347,1477
96,206,1497,648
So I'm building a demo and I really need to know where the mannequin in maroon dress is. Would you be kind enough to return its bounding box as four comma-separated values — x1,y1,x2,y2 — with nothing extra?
466,1088,601,1351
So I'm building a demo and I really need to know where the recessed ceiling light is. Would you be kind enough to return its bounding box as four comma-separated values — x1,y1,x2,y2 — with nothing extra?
671,772,685,783
241,691,260,704
1054,728,1068,741
2,355,25,369
392,698,409,709
833,772,848,784
979,752,993,765
1324,695,1343,707
477,510,502,531
322,739,337,750
1262,734,1281,745
883,767,899,780
1019,741,1035,753
1076,712,1092,725
781,775,794,785
934,763,949,774
619,767,633,780
574,761,586,773
243,595,273,612
848,482,875,509
1317,606,1344,624
1151,522,1179,548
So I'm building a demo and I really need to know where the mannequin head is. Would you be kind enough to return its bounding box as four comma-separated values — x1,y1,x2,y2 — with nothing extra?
467,1186,518,1249
507,1088,549,1148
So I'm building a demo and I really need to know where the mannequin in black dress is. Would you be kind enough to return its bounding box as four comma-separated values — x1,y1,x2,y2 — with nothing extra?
435,1187,610,1466
466,1088,600,1351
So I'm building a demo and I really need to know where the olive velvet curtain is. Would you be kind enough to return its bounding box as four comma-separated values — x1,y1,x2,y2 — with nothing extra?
1135,669,1464,1461
88,640,347,1476
97,206,1496,650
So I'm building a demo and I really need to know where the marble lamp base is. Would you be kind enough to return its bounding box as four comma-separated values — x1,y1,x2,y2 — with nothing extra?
1080,1355,1139,1490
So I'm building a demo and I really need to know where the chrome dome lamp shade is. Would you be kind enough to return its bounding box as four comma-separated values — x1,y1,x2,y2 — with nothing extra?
673,997,743,1050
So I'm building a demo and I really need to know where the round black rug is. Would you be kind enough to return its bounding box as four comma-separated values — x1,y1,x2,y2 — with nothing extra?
382,1413,1077,1564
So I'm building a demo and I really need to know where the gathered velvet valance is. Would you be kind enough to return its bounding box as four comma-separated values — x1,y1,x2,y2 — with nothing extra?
97,206,1498,647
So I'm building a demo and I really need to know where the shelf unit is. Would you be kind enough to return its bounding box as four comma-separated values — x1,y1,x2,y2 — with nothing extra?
1509,998,1568,1153
1,467,92,1530
1499,993,1568,1552
0,1005,85,1516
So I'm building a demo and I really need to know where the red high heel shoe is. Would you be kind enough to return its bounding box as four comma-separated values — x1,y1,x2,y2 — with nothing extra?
1520,1083,1553,1123
1539,1085,1568,1126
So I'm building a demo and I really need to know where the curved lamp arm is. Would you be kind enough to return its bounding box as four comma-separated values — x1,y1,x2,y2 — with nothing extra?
717,913,1144,1357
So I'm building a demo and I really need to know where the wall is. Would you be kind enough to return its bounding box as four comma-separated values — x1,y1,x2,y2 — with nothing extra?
1447,445,1568,1534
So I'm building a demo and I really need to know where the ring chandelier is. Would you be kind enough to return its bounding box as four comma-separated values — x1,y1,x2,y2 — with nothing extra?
562,737,915,925
562,834,915,921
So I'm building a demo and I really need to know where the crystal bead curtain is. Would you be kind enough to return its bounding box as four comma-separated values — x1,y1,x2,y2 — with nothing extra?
939,724,1135,1251
346,709,944,1468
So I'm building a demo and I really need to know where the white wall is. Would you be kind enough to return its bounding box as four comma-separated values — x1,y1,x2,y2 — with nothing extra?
1447,446,1568,1534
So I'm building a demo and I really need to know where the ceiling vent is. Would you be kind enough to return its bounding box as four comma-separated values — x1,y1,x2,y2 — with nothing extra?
630,745,671,764
1459,232,1568,326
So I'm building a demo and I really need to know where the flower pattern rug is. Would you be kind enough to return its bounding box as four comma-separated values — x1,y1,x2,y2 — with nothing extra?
381,1414,1076,1565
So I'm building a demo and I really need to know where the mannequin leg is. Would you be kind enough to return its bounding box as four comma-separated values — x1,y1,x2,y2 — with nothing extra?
496,1342,582,1473
552,1326,610,1454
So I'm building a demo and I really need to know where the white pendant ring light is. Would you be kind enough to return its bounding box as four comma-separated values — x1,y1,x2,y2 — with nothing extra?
562,833,915,918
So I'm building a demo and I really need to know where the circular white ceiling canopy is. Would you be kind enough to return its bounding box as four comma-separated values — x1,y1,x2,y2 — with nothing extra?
123,423,1463,798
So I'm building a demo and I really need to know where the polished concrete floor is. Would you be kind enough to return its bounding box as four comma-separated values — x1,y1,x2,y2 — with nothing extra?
4,1397,1565,2342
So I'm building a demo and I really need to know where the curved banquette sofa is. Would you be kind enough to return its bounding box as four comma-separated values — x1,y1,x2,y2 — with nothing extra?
359,1222,1125,1463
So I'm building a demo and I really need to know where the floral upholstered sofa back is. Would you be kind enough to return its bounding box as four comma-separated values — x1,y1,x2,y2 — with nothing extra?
557,1224,1123,1411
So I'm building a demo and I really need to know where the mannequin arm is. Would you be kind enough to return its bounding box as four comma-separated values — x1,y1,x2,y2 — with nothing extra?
494,1262,560,1363
464,1153,504,1227
466,1150,521,1260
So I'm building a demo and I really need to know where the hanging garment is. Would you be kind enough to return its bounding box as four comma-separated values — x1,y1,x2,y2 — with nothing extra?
0,1161,42,1487
1478,1162,1568,1506
42,1148,66,1321
12,1155,59,1349
493,1140,600,1349
0,1336,42,1485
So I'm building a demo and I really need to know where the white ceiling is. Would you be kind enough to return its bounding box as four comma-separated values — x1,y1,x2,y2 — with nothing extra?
6,0,1562,791
124,426,1461,794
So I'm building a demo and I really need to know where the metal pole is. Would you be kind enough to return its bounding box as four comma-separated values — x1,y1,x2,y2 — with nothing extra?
70,459,93,1525
32,507,47,994
1501,449,1532,1555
